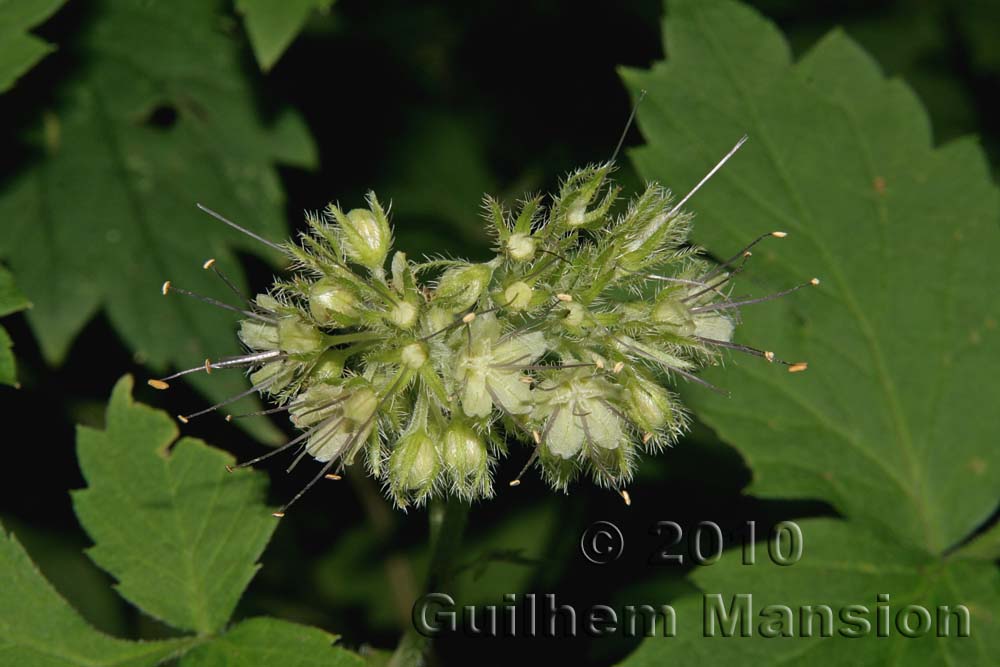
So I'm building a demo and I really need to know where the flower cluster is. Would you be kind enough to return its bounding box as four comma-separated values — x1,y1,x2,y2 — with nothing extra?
154,157,815,512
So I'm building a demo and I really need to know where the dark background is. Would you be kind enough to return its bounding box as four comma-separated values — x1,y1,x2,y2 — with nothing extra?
2,0,997,664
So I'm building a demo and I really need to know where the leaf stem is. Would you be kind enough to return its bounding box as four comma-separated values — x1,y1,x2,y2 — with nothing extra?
388,496,470,667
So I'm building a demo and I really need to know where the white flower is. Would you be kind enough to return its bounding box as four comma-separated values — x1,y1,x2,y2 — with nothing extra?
290,383,378,462
454,314,546,418
534,371,624,459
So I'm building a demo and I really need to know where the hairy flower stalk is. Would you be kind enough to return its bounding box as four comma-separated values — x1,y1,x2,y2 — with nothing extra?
151,139,816,513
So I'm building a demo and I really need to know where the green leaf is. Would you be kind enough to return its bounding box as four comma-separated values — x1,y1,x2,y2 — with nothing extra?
236,0,333,71
623,0,1000,553
0,263,31,386
0,0,68,93
954,520,1000,562
179,617,363,667
621,519,1000,666
0,516,129,637
0,523,194,667
0,0,317,441
72,376,279,635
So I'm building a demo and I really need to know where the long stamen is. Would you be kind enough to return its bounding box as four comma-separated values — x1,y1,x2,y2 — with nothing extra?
509,431,542,487
696,337,807,373
273,372,409,517
626,271,719,290
226,414,340,470
670,135,748,214
682,251,752,303
610,89,647,164
162,281,275,323
177,376,278,423
202,258,257,309
225,405,291,421
694,336,790,364
700,231,787,283
286,447,314,473
616,338,729,396
690,278,819,313
148,350,282,388
196,203,286,252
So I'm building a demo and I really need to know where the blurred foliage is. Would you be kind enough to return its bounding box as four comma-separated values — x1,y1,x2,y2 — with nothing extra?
236,0,335,72
0,0,316,443
0,1,996,666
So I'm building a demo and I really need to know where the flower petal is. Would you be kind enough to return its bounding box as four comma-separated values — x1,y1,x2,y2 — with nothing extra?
461,370,492,418
487,372,532,414
545,405,585,458
581,400,622,449
492,331,546,366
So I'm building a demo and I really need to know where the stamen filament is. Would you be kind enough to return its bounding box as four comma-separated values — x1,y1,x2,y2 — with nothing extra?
196,203,286,252
689,278,819,313
163,282,276,323
152,350,282,386
700,231,787,283
670,135,748,214
178,375,278,423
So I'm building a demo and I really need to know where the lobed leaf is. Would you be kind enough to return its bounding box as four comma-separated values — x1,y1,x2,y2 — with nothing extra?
0,524,194,667
623,0,1000,554
72,376,278,635
179,617,363,667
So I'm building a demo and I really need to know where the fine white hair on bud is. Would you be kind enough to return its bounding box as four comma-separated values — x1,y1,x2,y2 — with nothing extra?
506,232,536,262
157,136,814,513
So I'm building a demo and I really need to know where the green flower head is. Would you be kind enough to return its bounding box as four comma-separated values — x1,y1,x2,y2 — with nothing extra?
152,138,817,513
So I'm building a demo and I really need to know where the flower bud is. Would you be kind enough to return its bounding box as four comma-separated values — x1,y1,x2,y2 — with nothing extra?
290,383,346,428
390,429,440,498
296,383,377,462
249,360,294,394
566,199,587,227
693,312,734,343
443,421,488,485
652,297,695,337
502,281,533,311
341,207,390,270
308,278,359,325
425,306,453,333
239,319,279,350
255,293,281,312
343,386,378,424
311,350,344,382
560,301,587,329
388,300,419,329
623,372,675,434
434,263,493,313
401,342,428,369
506,232,536,261
277,317,325,354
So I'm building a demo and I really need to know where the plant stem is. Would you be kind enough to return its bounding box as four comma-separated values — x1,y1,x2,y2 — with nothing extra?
388,496,470,667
